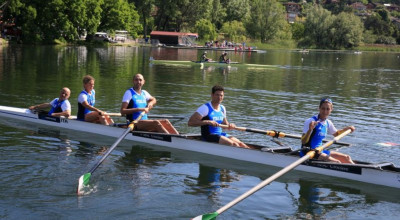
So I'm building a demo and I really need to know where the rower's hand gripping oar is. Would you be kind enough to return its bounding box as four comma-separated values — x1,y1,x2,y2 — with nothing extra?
218,124,350,146
192,129,352,220
77,111,145,196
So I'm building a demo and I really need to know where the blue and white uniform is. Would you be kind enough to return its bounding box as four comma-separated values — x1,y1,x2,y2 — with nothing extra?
301,114,337,157
48,98,71,116
77,90,95,121
122,88,151,121
196,102,229,142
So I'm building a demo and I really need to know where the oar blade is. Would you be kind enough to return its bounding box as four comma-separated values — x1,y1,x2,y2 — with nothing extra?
77,173,91,195
192,212,219,220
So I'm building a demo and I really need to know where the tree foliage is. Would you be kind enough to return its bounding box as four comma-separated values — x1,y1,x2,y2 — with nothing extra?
99,0,142,38
303,5,335,48
0,0,398,46
195,19,217,40
303,6,364,49
330,12,363,49
246,0,290,43
1,0,141,43
153,0,212,32
221,20,247,42
222,0,250,23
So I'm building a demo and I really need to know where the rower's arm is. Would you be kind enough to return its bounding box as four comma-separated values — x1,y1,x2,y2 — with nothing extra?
81,101,103,114
51,109,71,118
188,112,218,127
120,102,148,115
301,121,317,145
147,96,157,110
301,132,312,145
29,103,51,111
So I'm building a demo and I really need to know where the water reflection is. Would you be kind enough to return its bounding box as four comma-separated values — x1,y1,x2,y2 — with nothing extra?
184,164,239,199
119,145,171,166
294,178,384,219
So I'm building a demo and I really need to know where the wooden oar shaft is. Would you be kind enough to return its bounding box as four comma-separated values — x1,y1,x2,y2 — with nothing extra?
77,112,145,195
218,124,350,146
215,129,352,215
106,113,185,120
88,125,133,174
88,112,144,174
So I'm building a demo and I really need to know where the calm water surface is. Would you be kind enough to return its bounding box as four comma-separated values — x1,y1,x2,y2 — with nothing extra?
0,45,399,219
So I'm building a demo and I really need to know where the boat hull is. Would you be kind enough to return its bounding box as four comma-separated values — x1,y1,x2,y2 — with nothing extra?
150,60,278,68
1,105,400,189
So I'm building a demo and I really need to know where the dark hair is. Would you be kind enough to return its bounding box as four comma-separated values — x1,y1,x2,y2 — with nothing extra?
211,85,224,94
319,97,333,107
83,75,95,84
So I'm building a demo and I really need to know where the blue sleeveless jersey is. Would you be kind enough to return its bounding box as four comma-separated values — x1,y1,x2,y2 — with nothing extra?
77,90,95,120
307,115,329,148
48,98,65,116
127,88,148,121
201,103,225,136
301,115,331,157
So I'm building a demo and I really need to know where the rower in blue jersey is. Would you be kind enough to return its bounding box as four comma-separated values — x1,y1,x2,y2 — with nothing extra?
29,87,71,118
301,98,355,164
188,85,249,148
120,73,179,134
77,75,113,125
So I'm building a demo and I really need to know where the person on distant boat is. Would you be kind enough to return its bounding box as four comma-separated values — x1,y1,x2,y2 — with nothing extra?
77,75,114,125
188,85,249,148
200,51,212,62
120,73,179,134
219,52,230,63
29,87,71,118
301,98,355,164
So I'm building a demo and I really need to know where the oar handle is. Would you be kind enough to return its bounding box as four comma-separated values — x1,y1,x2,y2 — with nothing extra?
219,124,293,138
218,124,351,146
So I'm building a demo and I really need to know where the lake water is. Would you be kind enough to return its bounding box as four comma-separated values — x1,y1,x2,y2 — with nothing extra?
0,45,399,219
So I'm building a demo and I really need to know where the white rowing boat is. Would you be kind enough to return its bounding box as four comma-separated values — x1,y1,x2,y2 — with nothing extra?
149,59,278,69
1,105,399,189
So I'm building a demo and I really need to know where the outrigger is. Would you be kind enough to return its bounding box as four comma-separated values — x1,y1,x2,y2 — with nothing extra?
0,105,399,189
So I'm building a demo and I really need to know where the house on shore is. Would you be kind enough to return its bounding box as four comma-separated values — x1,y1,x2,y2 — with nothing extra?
150,31,198,46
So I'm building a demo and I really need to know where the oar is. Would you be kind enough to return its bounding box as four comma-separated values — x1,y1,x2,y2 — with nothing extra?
192,129,352,220
106,112,185,120
77,111,145,196
218,124,350,146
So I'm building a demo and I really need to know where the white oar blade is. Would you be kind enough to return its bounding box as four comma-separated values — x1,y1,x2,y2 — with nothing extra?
77,173,91,196
192,212,218,220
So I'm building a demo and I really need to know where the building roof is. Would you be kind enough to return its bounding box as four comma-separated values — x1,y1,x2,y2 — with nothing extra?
150,31,198,38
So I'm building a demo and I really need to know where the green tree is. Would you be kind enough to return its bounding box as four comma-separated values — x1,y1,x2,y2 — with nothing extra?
209,0,226,30
195,18,217,40
3,0,103,42
302,5,334,48
99,0,142,38
246,0,290,43
291,22,305,41
131,0,154,38
365,12,395,37
221,20,246,42
222,0,250,23
330,12,363,49
154,0,212,32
